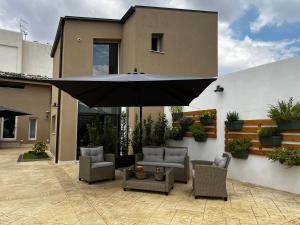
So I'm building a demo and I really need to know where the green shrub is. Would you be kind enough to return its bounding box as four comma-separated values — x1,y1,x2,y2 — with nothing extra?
131,115,141,154
189,124,207,142
120,111,128,155
168,127,184,140
32,141,48,155
226,111,239,122
267,97,300,123
169,106,183,114
152,113,168,146
268,147,300,167
179,117,193,131
200,111,214,119
226,138,251,154
143,115,154,146
258,127,281,137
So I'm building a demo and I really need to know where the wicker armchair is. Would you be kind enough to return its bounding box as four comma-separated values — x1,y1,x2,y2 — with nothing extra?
79,147,115,184
191,153,231,201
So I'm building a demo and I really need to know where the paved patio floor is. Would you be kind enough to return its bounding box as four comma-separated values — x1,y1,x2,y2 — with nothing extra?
0,148,299,225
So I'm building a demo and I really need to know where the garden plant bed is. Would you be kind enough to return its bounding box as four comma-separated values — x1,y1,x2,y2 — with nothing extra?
20,152,50,162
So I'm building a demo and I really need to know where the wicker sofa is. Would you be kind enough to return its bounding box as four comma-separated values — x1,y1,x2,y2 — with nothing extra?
135,146,189,183
191,153,231,201
79,146,115,184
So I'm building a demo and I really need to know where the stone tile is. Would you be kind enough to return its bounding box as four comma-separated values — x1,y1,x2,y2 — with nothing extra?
0,148,299,225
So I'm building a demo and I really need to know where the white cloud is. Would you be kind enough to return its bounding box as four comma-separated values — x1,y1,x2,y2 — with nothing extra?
219,22,300,75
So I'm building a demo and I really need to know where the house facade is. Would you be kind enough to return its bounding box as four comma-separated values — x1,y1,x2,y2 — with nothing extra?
50,6,218,162
0,28,53,76
0,72,51,148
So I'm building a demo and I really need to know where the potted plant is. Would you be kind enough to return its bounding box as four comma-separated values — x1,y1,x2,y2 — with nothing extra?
179,116,193,132
258,127,282,146
199,112,214,125
169,127,184,140
225,111,243,130
226,138,252,159
268,97,300,130
268,147,300,167
189,124,207,142
170,106,183,122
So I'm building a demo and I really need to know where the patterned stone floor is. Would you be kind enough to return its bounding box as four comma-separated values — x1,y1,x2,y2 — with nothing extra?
0,148,299,225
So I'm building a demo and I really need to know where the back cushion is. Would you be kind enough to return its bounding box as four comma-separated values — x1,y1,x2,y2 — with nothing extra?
80,146,104,163
212,155,227,168
143,147,164,162
164,147,187,164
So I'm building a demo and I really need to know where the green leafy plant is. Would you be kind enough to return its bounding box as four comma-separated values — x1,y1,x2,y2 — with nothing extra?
167,127,184,140
152,113,168,146
226,111,239,122
32,141,48,155
179,117,193,131
189,124,207,142
131,114,141,154
200,111,214,119
103,118,118,154
258,127,281,137
226,138,252,154
170,106,183,114
86,115,103,147
267,97,300,123
143,115,154,146
268,147,300,167
120,111,129,155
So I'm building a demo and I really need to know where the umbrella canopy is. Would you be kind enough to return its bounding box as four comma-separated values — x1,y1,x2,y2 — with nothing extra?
45,73,216,107
0,106,30,117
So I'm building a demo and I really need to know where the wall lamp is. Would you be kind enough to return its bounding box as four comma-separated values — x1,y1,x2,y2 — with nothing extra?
214,85,224,92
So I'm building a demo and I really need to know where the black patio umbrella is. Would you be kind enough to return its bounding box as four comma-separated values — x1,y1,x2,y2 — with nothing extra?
45,73,216,153
0,106,30,117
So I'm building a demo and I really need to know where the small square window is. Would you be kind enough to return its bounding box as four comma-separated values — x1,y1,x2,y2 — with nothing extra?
151,33,163,52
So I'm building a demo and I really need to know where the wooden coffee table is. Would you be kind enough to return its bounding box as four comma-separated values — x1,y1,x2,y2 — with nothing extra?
123,166,174,195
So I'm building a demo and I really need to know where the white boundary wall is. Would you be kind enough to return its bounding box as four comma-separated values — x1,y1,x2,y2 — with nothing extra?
166,57,300,194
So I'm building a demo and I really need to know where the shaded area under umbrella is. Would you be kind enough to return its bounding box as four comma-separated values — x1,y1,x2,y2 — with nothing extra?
44,73,216,161
0,106,31,117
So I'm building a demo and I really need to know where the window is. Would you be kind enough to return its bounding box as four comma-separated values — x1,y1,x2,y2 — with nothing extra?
29,118,37,140
151,33,163,52
93,43,118,75
51,115,56,134
1,116,17,140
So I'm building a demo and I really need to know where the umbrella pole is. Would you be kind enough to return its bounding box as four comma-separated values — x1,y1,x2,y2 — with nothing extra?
139,106,143,153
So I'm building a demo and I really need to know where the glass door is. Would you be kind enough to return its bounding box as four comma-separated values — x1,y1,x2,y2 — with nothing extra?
1,116,17,140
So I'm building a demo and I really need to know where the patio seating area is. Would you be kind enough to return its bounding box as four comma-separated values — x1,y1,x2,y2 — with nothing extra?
1,148,299,225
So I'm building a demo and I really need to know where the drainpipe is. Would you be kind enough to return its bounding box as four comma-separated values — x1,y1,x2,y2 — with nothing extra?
55,18,65,164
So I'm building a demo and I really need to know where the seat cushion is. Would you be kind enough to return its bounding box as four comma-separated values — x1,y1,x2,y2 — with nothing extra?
137,160,184,169
80,146,104,163
164,147,187,163
143,147,164,162
91,161,113,168
212,155,227,168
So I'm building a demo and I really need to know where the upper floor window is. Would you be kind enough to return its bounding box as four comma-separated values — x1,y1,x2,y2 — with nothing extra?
93,43,118,75
151,33,163,52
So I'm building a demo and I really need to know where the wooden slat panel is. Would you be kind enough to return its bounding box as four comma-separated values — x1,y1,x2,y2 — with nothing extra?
183,109,216,117
282,135,300,142
225,127,258,133
243,120,276,126
226,133,258,140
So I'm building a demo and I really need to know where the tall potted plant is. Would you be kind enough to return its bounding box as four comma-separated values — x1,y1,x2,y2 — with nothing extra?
170,106,183,122
189,123,207,142
258,127,282,146
225,111,243,130
268,97,300,130
226,138,252,159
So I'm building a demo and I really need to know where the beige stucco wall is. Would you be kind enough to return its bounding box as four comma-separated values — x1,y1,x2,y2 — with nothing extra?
52,8,217,161
0,79,51,146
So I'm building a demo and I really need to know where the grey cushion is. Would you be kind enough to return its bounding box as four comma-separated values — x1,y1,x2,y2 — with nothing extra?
80,146,104,163
143,147,164,162
212,155,227,168
164,147,187,163
91,161,113,168
137,160,184,169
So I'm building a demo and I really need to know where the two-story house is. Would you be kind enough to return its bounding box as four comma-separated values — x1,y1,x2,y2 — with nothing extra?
50,6,218,162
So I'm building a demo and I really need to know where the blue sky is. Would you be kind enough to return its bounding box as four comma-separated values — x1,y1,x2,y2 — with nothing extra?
0,0,299,75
